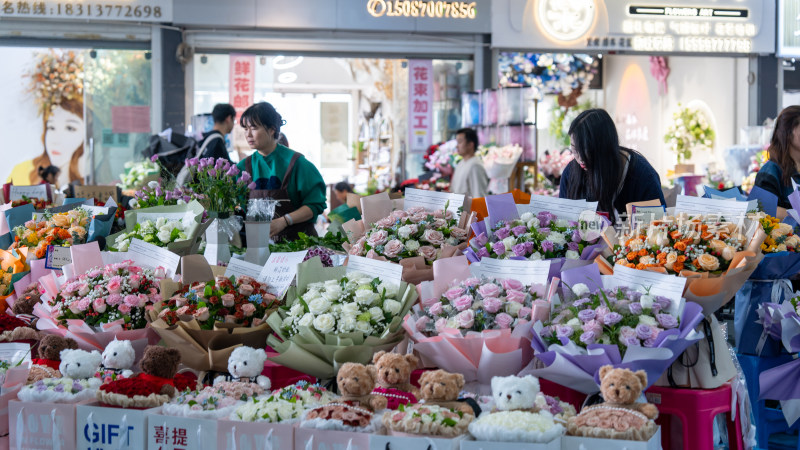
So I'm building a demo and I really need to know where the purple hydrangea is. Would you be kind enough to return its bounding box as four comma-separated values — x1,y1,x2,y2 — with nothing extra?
577,309,596,322
603,312,623,326
541,240,555,253
656,313,678,329
492,241,507,256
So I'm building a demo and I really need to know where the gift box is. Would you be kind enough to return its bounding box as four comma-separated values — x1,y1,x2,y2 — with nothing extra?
9,399,82,450
217,420,295,450
294,427,370,450
370,433,467,450
460,436,561,450
562,427,661,450
146,407,218,450
76,402,159,450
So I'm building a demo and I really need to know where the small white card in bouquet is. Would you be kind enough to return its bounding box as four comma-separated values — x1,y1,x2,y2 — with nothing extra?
470,257,551,287
523,195,598,221
345,255,403,286
603,264,686,316
403,188,465,219
128,238,181,278
224,258,264,280
134,211,195,225
674,195,750,221
260,250,308,297
8,184,48,202
81,205,110,216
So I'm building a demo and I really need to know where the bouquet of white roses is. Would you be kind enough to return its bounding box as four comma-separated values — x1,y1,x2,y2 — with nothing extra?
110,218,188,251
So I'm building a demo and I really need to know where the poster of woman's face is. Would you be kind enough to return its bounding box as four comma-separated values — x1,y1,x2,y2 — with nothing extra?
0,47,86,188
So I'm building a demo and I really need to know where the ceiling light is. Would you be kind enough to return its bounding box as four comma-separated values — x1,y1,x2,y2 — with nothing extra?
272,56,304,70
277,72,298,84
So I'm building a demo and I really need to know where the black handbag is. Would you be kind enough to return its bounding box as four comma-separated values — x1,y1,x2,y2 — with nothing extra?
141,133,197,177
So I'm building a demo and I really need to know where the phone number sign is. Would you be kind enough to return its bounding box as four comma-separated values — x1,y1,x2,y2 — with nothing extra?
0,0,173,22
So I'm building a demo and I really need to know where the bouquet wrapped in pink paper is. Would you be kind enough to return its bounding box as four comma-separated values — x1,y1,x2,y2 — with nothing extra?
404,256,550,393
525,282,705,394
343,191,475,284
34,260,162,356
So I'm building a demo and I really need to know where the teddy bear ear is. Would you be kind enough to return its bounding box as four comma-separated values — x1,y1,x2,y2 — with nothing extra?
419,370,431,384
598,365,613,381
453,373,465,390
405,353,419,367
372,351,386,364
634,370,648,389
66,338,79,350
366,364,378,381
523,375,540,390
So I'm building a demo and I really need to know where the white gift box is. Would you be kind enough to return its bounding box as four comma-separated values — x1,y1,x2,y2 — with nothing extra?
460,435,561,450
295,427,371,450
76,402,159,450
217,420,295,450
146,407,218,450
561,427,661,450
370,433,467,450
9,399,85,450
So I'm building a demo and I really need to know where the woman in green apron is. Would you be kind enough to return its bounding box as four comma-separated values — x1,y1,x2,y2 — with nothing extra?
237,102,327,241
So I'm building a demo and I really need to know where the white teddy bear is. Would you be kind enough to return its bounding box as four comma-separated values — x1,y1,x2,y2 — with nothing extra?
101,339,136,378
213,346,270,389
491,374,540,411
59,348,103,388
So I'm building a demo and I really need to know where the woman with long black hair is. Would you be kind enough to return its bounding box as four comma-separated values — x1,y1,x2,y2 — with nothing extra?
753,105,800,219
559,108,665,222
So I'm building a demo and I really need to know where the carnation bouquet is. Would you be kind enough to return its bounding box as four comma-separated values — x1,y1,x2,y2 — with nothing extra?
480,144,523,194
162,381,265,419
108,199,209,256
343,191,475,284
383,403,474,437
34,260,162,354
266,258,418,380
603,213,765,316
526,283,705,394
736,216,800,355
18,377,101,403
148,260,279,372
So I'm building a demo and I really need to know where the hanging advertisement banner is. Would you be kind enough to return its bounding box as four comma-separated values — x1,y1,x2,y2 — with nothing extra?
229,54,256,119
408,59,434,153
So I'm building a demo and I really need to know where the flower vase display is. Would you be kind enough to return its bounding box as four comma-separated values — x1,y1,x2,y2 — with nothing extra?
204,213,232,265
243,220,271,265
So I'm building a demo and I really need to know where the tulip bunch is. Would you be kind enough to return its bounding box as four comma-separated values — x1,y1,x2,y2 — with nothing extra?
184,157,255,213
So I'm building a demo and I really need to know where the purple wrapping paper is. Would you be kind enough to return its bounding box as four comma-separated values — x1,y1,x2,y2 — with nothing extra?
526,301,705,394
485,193,518,229
561,263,604,293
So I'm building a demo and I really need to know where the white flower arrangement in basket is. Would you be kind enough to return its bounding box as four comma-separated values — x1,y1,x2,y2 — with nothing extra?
663,104,715,165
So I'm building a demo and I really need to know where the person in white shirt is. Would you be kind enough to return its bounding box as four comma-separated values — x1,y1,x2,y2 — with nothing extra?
447,128,488,198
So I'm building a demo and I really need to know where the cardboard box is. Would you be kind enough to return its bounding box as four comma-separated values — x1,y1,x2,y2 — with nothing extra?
294,427,371,450
9,400,80,450
146,408,218,450
217,420,295,449
76,402,158,450
460,436,561,450
370,433,466,450
562,428,661,450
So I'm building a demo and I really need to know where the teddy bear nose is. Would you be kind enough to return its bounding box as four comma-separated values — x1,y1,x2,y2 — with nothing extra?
506,394,512,400
615,389,620,396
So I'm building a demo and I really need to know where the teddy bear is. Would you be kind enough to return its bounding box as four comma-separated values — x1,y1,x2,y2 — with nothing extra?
489,375,577,423
12,283,41,316
213,346,271,389
97,339,135,382
303,362,387,430
97,346,198,408
370,351,419,409
27,335,79,383
59,348,103,389
567,366,659,441
417,370,477,416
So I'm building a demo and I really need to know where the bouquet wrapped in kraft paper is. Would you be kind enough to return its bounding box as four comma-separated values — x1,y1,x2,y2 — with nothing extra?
601,213,766,317
147,255,278,372
342,191,475,285
266,257,418,381
404,256,549,394
107,199,211,256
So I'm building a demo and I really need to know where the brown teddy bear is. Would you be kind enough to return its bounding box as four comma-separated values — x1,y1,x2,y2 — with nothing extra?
96,345,197,408
567,365,659,441
12,283,41,316
370,351,419,409
418,369,475,416
304,362,387,429
27,335,78,383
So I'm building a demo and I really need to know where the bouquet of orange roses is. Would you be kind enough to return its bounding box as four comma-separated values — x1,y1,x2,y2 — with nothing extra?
11,208,89,259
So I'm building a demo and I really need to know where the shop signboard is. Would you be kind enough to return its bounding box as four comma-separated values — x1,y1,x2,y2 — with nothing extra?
778,0,800,57
408,59,434,153
492,0,775,55
229,54,256,120
0,0,173,22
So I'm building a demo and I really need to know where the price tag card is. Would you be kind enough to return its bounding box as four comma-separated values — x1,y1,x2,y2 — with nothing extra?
9,184,48,202
605,264,686,316
470,258,551,287
345,255,404,285
134,211,193,224
403,188,465,219
44,245,72,270
674,195,750,221
73,185,118,203
81,205,110,216
225,258,265,280
0,343,31,365
259,251,308,298
527,195,598,221
128,238,180,277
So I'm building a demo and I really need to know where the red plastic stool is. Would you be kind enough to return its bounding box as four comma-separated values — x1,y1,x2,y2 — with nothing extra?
539,378,588,412
645,383,744,450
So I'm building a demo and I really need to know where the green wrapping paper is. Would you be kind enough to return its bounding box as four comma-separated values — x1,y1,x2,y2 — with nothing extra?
107,200,212,255
266,257,419,380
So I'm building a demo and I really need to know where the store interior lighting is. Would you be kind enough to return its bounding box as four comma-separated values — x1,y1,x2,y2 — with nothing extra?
272,55,304,70
277,71,298,84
